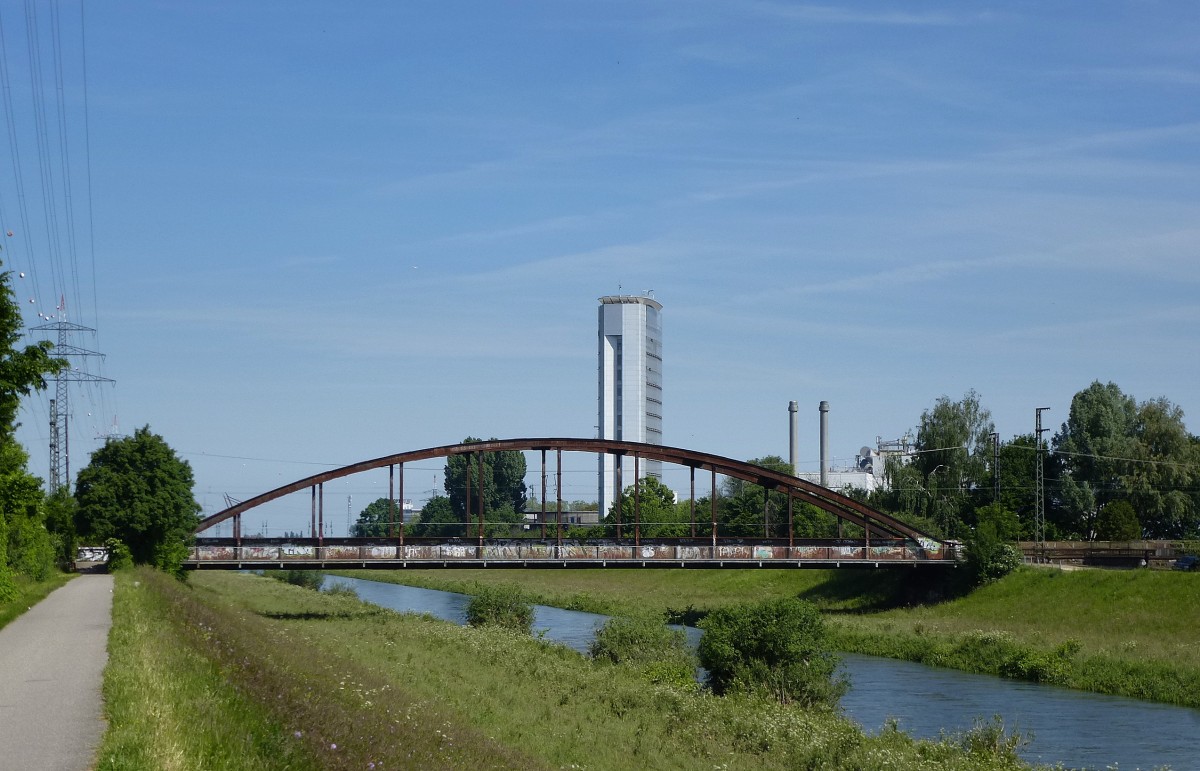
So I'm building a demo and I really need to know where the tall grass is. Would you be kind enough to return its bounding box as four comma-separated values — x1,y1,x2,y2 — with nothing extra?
174,570,1037,770
97,569,321,770
105,568,540,770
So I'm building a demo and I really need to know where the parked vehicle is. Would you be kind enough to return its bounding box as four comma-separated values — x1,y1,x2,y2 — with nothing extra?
1172,555,1198,571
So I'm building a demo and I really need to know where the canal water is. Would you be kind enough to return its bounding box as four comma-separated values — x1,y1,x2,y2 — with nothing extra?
323,575,1199,770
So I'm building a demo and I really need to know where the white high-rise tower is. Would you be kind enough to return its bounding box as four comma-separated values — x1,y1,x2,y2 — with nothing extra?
597,294,662,517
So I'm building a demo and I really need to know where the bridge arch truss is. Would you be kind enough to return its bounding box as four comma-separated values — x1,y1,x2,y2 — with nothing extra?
195,438,947,556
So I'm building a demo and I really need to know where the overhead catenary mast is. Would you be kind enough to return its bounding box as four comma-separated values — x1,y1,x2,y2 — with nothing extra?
32,297,114,494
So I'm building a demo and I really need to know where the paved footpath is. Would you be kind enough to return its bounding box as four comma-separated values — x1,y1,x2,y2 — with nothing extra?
0,574,114,771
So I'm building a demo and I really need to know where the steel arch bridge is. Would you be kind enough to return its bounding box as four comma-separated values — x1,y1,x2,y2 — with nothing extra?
188,438,955,570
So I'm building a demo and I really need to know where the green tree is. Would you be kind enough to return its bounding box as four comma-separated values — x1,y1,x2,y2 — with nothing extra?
44,488,77,567
1095,500,1142,541
995,434,1043,538
0,442,55,580
716,455,804,538
974,503,1021,542
408,494,457,538
0,263,66,592
604,476,682,537
74,426,200,572
1125,397,1198,538
1052,384,1198,539
444,437,527,524
698,597,846,707
351,497,400,537
912,390,995,536
1053,381,1138,538
0,266,65,438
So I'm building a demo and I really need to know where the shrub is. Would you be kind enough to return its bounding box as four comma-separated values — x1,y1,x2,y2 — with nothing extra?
465,584,534,633
698,597,846,708
950,715,1029,763
997,638,1080,685
590,614,697,688
7,515,55,581
105,538,133,572
153,538,192,581
963,519,1021,586
271,569,324,591
323,582,359,599
0,564,15,603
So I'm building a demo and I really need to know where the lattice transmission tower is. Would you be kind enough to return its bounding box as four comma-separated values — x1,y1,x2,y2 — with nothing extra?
31,316,114,494
1034,407,1050,562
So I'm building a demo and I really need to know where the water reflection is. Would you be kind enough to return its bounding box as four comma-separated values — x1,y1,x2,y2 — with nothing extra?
323,575,1198,770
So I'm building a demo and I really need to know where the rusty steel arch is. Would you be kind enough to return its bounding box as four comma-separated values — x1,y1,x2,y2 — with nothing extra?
196,438,942,547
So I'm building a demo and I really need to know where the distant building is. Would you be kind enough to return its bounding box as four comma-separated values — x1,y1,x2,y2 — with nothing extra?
597,295,663,516
797,439,915,494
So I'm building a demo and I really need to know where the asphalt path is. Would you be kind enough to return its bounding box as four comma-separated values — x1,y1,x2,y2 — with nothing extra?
0,574,114,770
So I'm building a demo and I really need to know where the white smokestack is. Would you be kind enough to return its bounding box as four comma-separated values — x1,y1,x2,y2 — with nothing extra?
819,401,830,487
788,401,799,476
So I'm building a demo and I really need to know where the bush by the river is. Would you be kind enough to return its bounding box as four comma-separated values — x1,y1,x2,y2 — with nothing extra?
699,597,847,708
465,583,533,633
589,613,697,688
270,569,324,591
964,507,1022,586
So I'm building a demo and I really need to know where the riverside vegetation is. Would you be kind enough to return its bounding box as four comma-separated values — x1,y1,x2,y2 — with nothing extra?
98,567,1042,770
332,563,1200,709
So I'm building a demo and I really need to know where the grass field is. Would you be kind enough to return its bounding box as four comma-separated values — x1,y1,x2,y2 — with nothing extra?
333,564,1200,707
98,567,1040,770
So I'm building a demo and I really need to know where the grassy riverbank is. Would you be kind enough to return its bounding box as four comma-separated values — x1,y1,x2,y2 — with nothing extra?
333,565,1200,707
101,567,1037,770
0,571,74,631
830,567,1200,707
330,566,907,619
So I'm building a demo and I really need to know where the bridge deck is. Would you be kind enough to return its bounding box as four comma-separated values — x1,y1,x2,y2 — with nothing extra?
188,557,953,570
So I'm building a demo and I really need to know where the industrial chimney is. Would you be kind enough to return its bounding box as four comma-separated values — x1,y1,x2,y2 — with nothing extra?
819,400,830,487
788,401,799,476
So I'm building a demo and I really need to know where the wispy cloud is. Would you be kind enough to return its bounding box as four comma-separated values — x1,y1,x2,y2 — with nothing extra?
748,2,993,26
991,304,1200,343
991,121,1200,159
759,252,1052,300
1064,67,1200,87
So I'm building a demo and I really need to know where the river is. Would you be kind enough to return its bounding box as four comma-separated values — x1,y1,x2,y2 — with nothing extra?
323,575,1199,770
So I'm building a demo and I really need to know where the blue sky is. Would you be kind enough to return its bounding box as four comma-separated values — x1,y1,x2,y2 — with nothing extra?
4,2,1198,533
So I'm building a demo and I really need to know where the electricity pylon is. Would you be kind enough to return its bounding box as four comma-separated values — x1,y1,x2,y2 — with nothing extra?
31,318,114,494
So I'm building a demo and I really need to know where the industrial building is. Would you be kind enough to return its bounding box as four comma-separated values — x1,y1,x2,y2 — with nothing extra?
597,294,663,516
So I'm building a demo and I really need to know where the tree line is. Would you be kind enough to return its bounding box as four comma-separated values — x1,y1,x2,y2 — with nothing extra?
873,385,1199,542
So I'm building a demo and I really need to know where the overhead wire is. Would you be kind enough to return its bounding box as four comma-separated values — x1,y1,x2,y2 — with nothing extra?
0,1,111,485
